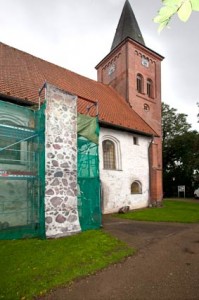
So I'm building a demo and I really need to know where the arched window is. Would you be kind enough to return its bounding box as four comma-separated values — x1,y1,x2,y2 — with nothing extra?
131,181,142,194
136,74,143,93
102,136,122,171
102,140,116,170
147,79,153,98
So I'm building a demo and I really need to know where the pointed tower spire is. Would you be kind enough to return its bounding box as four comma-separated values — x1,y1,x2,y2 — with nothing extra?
111,0,145,51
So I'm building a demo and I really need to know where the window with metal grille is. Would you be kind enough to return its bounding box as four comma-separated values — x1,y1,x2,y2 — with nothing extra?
102,140,116,170
136,74,143,93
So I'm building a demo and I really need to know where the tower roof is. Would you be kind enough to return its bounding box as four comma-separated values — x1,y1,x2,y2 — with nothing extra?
111,0,145,51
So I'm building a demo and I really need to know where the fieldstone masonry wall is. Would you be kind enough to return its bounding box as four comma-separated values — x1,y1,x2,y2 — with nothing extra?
45,84,81,238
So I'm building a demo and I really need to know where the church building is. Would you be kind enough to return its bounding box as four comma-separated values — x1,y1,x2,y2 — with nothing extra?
0,0,163,238
97,0,163,211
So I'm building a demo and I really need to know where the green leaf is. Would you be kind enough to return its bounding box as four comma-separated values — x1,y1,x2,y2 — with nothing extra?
154,5,177,24
153,15,167,23
159,5,178,16
158,20,170,32
177,0,192,21
191,0,199,10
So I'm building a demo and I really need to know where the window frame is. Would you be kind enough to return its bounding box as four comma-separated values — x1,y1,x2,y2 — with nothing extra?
102,140,116,170
102,136,122,171
146,78,153,98
131,181,142,194
136,73,144,94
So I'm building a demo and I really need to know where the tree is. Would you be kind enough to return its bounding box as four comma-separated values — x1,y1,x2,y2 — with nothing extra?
162,102,199,197
154,0,199,31
162,102,191,144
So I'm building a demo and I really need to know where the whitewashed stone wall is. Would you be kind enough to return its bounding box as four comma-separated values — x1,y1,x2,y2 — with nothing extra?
45,84,81,238
99,127,151,214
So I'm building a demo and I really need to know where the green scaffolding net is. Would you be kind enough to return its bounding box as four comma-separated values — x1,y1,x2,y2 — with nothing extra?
0,100,101,239
77,113,101,231
0,101,45,240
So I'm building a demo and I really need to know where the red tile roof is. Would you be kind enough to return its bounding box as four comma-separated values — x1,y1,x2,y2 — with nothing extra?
0,42,156,136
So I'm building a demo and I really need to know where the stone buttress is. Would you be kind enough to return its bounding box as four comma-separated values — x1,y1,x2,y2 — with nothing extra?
45,84,81,238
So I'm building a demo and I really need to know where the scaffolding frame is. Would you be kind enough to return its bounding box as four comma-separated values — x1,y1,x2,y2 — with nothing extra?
0,102,45,240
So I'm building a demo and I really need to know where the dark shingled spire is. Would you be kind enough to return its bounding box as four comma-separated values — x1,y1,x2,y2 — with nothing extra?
111,0,145,51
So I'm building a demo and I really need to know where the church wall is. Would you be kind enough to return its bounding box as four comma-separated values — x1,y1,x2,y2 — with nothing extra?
127,41,162,137
99,127,151,214
127,42,163,202
97,45,128,100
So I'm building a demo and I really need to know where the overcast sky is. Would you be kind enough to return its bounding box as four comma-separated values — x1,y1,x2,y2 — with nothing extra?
0,0,198,130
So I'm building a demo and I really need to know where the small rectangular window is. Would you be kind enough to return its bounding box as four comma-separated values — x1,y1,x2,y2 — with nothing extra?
133,136,139,145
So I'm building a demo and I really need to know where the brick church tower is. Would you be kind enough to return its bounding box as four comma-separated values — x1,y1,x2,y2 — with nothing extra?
96,0,164,204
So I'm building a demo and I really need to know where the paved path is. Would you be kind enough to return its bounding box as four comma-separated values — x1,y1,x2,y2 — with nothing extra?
40,216,199,300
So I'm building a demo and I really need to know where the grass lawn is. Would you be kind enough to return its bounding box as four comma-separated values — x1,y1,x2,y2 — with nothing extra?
115,199,199,223
0,230,133,300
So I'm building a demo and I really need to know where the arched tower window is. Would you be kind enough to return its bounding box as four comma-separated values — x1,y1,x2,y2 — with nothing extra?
147,78,153,98
136,74,143,93
102,140,116,170
131,181,142,194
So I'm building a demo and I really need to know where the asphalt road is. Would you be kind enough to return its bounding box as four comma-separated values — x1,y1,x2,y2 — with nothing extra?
39,216,199,300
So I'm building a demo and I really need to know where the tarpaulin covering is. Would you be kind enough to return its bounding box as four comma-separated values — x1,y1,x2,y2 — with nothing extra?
77,113,99,144
77,114,101,231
